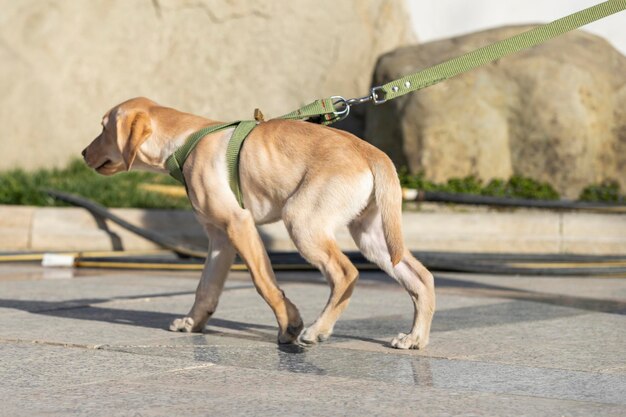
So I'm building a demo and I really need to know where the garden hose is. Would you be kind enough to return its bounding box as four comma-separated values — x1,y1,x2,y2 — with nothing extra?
409,190,626,212
29,189,624,276
3,250,626,277
0,250,173,263
138,184,626,212
44,189,206,258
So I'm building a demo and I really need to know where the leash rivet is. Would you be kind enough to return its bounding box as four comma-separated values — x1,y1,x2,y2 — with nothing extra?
392,86,399,93
404,81,411,88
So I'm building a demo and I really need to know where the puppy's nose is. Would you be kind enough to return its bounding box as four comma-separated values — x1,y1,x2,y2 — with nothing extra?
81,148,87,158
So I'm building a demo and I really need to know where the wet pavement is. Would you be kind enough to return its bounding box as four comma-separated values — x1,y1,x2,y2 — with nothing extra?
0,264,625,416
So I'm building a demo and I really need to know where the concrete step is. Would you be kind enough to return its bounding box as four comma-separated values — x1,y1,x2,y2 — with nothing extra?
1,204,625,254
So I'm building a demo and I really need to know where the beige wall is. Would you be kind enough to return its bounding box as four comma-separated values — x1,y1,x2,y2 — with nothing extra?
0,0,415,170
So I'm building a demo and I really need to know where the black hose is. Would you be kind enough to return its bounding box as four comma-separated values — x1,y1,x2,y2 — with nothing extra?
407,251,626,262
270,251,626,276
68,252,626,276
41,189,626,276
4,249,625,276
44,189,207,259
414,190,626,211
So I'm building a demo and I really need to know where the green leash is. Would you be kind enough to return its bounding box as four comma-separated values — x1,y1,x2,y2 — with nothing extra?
370,0,626,104
166,0,626,208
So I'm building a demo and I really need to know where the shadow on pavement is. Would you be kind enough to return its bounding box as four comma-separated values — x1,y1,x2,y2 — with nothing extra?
435,275,626,315
0,273,623,347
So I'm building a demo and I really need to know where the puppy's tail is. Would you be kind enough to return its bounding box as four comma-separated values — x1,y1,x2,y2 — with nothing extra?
370,156,405,266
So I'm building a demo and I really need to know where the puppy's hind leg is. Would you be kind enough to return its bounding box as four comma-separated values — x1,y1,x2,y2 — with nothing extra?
389,252,435,349
282,172,370,346
349,205,435,349
288,227,359,345
170,224,236,332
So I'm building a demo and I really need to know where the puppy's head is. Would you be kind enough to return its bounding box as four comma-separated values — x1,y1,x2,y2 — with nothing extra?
82,97,154,175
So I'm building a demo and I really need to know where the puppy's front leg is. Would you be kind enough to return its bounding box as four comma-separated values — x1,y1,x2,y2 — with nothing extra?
170,224,236,332
226,211,303,344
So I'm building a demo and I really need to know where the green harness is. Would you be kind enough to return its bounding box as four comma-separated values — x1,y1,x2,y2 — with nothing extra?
165,0,626,208
165,121,255,208
164,97,342,208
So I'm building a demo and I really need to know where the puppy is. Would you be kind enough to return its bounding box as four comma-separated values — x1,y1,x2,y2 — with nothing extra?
82,97,435,349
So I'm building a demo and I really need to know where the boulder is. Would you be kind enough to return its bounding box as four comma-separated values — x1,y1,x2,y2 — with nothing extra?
0,0,415,170
365,26,626,198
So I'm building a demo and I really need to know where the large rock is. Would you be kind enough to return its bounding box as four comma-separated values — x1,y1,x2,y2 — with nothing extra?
365,26,626,198
0,0,414,170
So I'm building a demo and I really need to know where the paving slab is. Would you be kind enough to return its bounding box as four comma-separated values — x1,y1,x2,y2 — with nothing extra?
0,264,624,416
6,360,624,417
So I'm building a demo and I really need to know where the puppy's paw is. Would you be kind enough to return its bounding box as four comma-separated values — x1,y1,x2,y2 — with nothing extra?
278,319,304,344
169,317,202,333
297,326,332,345
390,332,427,350
297,327,317,345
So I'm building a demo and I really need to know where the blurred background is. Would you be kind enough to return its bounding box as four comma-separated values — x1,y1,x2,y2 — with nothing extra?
408,0,626,54
1,0,624,199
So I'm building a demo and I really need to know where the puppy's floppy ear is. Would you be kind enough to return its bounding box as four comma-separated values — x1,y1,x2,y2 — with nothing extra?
119,111,152,171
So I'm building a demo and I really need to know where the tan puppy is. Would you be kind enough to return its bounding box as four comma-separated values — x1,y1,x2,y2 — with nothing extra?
82,97,435,349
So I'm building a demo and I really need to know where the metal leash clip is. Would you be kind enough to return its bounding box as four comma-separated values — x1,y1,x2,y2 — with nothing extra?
342,85,387,108
331,85,387,122
346,86,387,106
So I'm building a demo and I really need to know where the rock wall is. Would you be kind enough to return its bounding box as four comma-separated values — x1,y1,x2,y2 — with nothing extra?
0,0,415,170
365,26,626,198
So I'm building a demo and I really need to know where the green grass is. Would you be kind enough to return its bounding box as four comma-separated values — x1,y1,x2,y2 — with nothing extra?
398,168,561,200
0,159,190,209
0,160,623,208
579,180,625,203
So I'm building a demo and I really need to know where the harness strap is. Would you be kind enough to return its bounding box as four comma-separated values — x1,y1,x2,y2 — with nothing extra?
165,120,258,208
165,121,239,184
225,121,258,208
165,98,343,208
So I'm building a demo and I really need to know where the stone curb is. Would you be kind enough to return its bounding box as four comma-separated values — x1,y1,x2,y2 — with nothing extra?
0,205,625,254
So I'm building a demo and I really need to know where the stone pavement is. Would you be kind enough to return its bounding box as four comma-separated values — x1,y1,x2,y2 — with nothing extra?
0,264,625,416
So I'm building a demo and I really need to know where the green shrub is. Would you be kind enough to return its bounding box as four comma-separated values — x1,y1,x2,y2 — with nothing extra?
398,169,560,200
397,167,437,191
481,178,508,197
1,160,621,208
579,180,623,203
0,159,190,209
443,176,483,195
493,175,559,200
